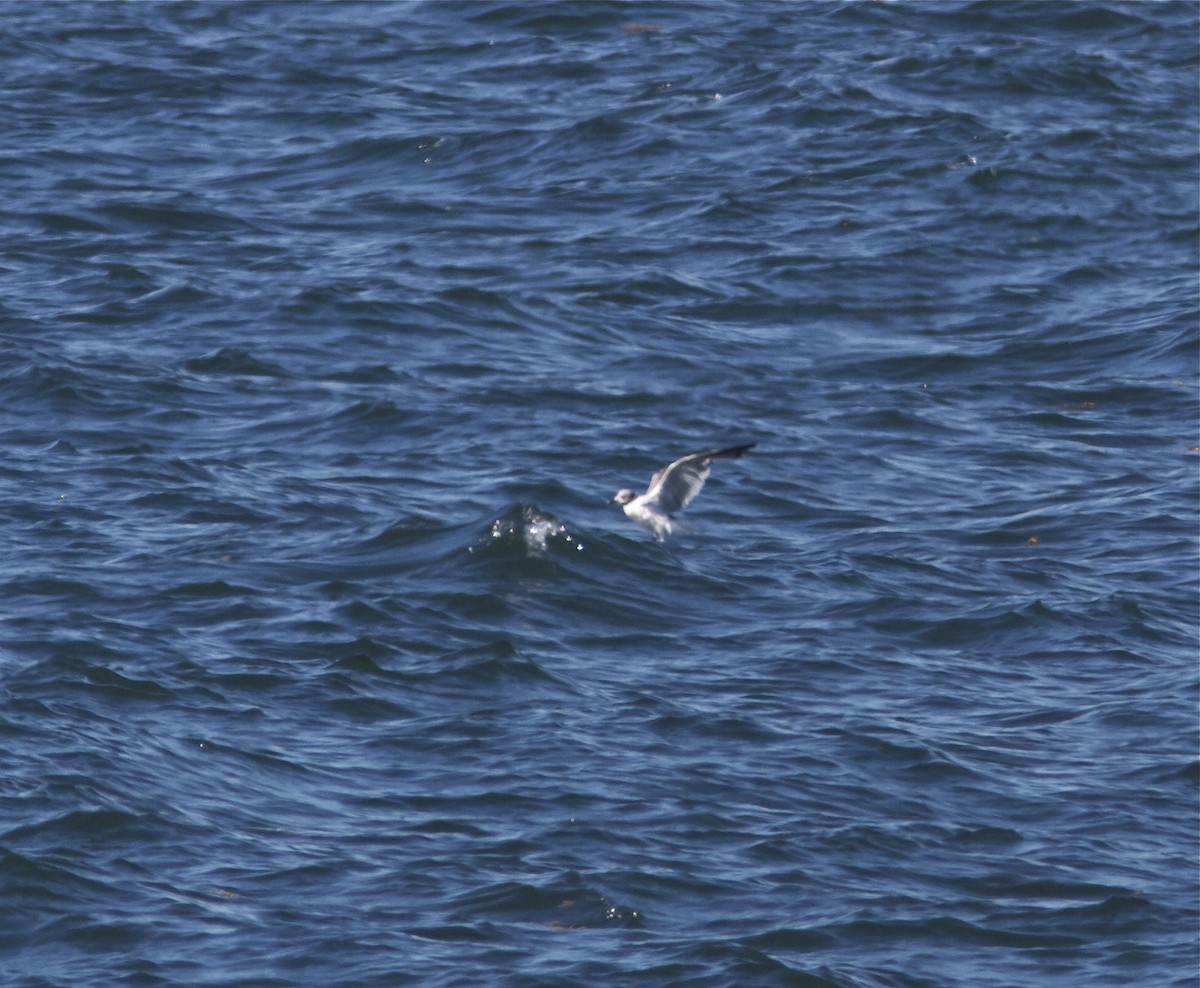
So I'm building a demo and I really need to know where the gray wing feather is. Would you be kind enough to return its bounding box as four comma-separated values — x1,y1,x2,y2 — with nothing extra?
644,444,754,516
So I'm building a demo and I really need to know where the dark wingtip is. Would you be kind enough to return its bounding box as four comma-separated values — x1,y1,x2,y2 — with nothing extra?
719,442,755,459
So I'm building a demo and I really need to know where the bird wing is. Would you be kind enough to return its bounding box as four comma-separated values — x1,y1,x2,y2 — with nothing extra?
643,444,754,516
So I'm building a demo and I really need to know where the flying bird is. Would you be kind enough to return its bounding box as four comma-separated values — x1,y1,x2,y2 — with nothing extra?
609,443,755,540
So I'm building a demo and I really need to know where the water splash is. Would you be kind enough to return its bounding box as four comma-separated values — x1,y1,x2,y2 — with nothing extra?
469,504,584,557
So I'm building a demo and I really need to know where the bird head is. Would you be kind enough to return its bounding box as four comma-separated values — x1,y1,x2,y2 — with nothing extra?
608,489,637,506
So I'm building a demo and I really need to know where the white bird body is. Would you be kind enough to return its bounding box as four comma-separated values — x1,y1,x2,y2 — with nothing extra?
610,444,755,540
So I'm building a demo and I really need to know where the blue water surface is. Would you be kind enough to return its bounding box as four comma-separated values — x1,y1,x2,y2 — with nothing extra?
1,3,1197,986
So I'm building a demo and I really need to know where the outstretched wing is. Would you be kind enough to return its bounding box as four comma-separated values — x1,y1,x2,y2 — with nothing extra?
644,443,754,516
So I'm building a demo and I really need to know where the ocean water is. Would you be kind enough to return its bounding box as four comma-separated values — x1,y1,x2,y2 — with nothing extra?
0,2,1197,986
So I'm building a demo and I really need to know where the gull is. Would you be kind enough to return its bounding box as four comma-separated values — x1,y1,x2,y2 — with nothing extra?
609,443,755,540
